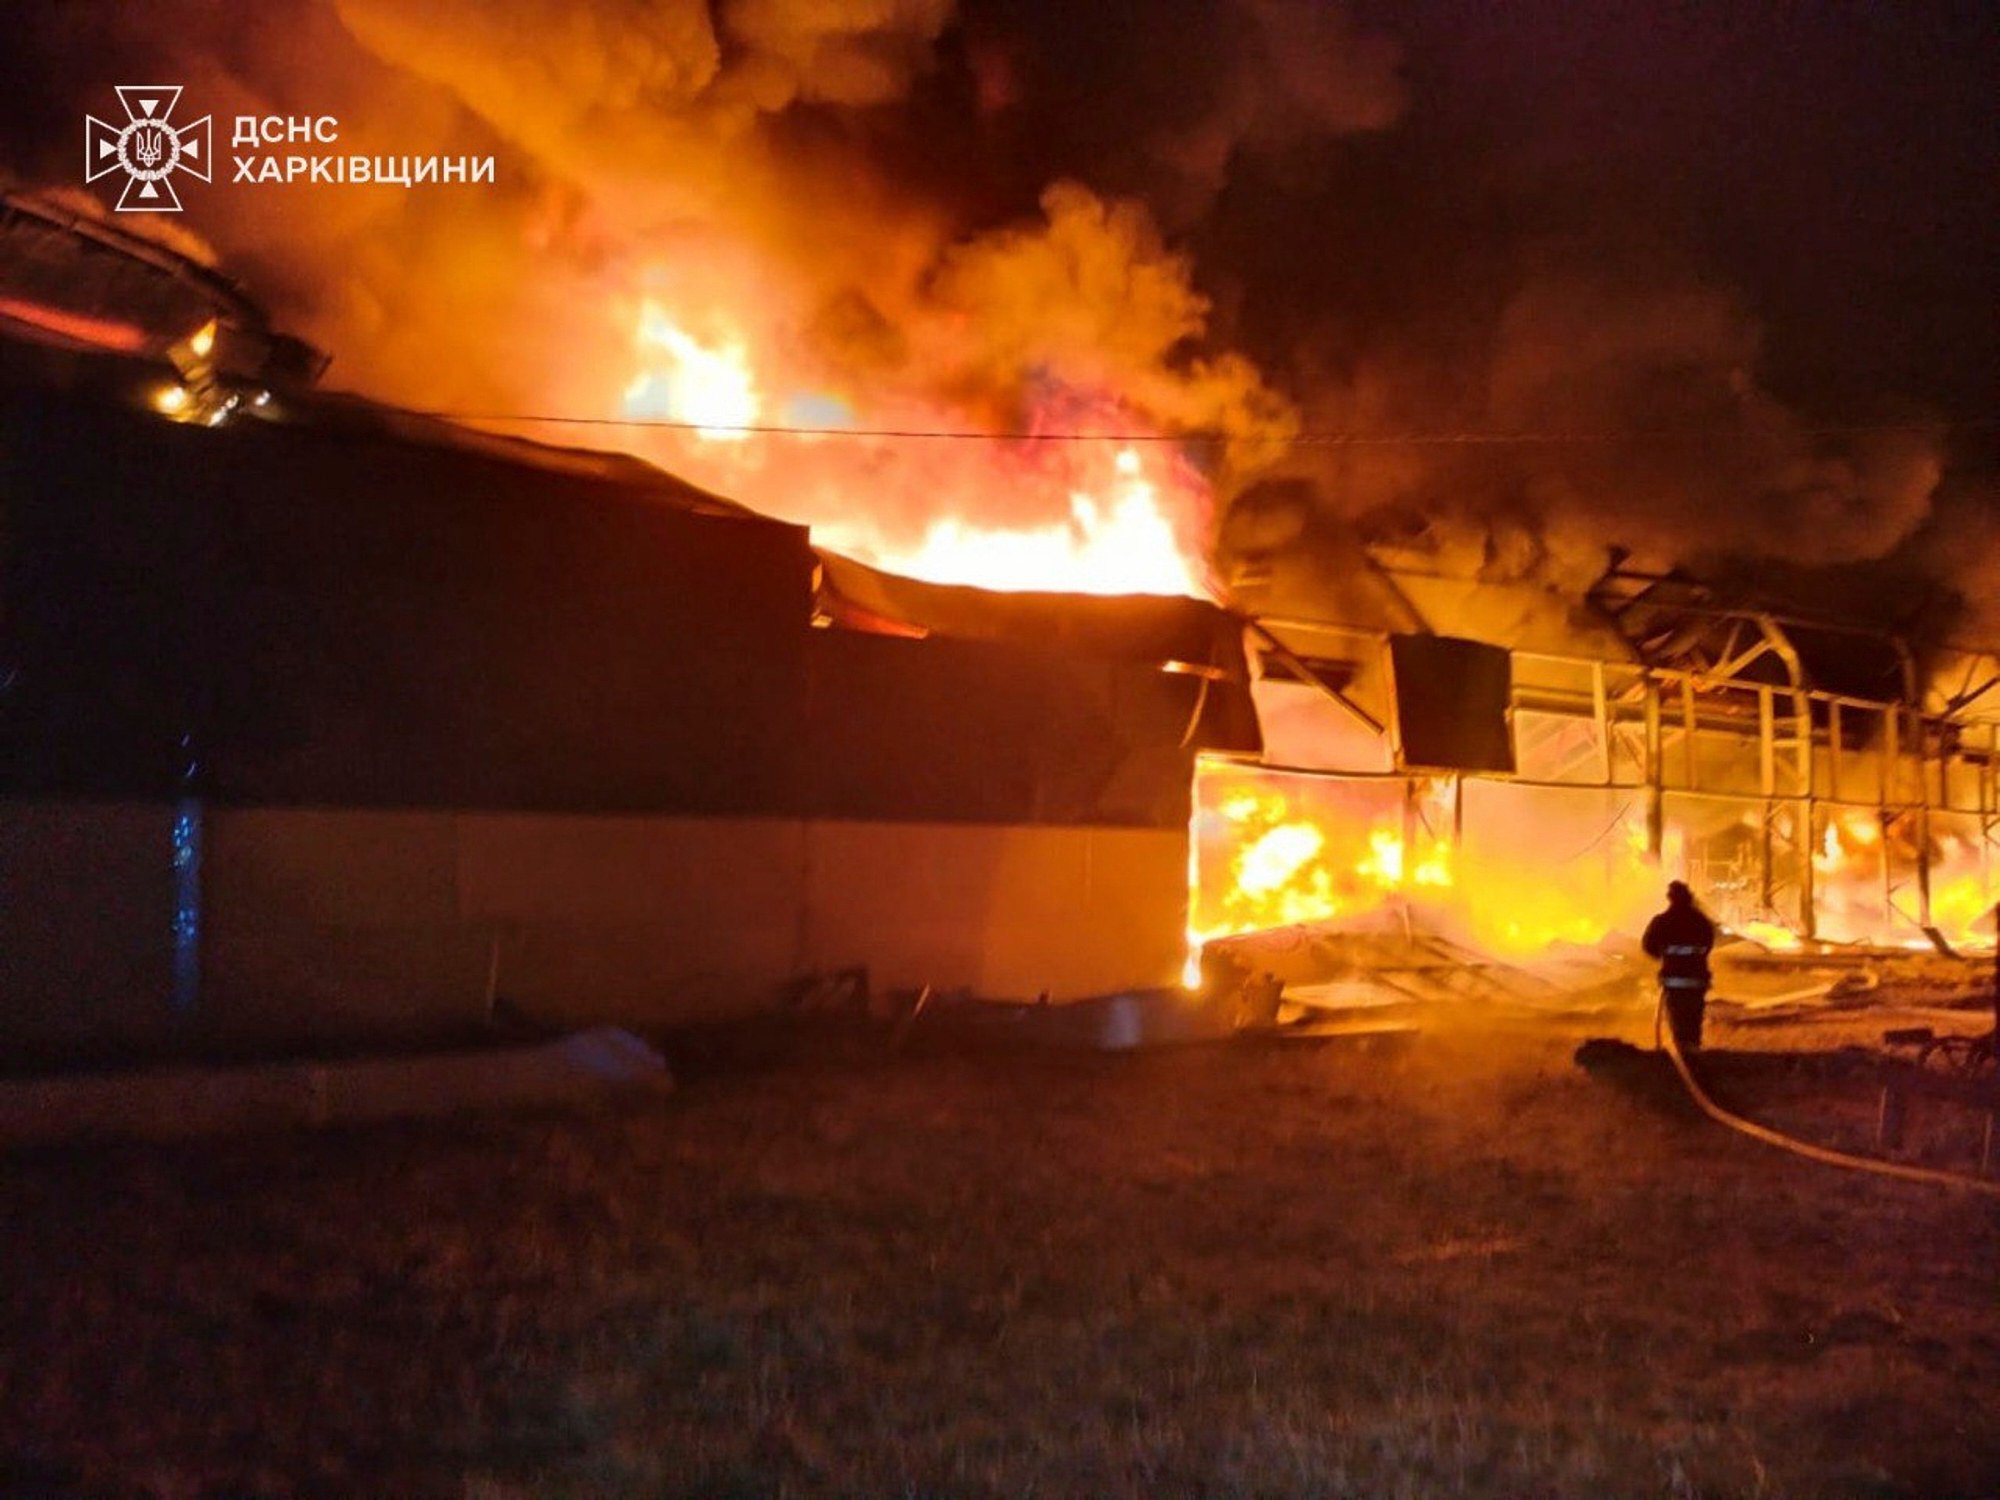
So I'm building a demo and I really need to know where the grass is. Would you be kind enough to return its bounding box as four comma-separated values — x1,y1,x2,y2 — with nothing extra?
1,1002,1996,1498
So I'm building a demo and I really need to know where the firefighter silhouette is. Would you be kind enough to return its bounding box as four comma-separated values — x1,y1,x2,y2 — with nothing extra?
1642,881,1715,1055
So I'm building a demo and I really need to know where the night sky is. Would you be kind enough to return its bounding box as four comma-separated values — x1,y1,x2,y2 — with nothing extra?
864,1,2000,425
1342,1,1997,421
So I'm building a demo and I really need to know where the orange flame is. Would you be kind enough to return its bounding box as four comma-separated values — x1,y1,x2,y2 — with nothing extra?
1187,762,1679,966
1189,766,2000,970
613,299,1211,597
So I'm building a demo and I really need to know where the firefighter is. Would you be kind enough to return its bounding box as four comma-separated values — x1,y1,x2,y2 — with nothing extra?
1642,880,1715,1056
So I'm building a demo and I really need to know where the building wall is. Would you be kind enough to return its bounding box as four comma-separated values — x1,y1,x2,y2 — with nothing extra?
0,387,1211,1063
190,809,1185,1051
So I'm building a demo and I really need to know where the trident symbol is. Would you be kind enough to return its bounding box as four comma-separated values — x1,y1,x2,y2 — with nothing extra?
132,122,168,171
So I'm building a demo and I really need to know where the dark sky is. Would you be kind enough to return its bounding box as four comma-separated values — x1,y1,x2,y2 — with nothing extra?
1366,0,1998,418
943,0,1998,424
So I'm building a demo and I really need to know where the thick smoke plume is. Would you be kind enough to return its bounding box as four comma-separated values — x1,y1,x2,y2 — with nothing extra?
2,0,1990,626
1234,269,1952,609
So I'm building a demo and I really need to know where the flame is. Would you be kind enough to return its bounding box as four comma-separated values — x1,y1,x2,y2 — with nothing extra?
1735,920,1804,951
1187,764,2000,975
876,451,1207,596
1808,807,1994,950
609,297,1209,596
1188,773,1457,945
1187,761,1679,964
624,303,761,441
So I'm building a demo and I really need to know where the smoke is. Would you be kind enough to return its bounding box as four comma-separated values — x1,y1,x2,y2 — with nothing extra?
1,0,1991,625
1129,0,1407,215
913,182,1295,462
1481,271,1947,568
1222,258,1961,627
330,0,959,179
1910,473,2000,644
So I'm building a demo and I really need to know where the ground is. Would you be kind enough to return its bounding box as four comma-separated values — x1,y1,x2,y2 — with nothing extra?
1,1002,1996,1499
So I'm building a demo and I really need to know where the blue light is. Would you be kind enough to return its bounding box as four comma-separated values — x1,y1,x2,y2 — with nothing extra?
173,735,202,1014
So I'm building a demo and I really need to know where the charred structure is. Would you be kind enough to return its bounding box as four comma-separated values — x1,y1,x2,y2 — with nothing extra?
1195,532,2000,963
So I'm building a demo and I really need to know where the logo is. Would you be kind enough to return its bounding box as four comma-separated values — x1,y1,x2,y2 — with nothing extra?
85,86,212,212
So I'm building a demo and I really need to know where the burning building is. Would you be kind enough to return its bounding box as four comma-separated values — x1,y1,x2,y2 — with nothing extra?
1193,505,2000,973
4,185,1999,1068
0,193,1266,1066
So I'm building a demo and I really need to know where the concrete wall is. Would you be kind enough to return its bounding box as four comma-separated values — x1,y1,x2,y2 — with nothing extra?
179,808,1187,1052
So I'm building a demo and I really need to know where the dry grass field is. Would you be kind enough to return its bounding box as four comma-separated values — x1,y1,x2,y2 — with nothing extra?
2,1002,1996,1498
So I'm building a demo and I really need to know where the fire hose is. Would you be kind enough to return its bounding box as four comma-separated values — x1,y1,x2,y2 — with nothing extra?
1654,994,2000,1198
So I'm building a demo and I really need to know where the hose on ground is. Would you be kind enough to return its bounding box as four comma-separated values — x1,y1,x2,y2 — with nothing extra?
1656,993,2000,1198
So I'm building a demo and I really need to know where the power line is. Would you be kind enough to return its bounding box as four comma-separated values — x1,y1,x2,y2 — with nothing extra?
430,410,1999,447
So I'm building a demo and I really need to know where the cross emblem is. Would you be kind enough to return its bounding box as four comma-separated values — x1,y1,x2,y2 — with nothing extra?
85,87,212,213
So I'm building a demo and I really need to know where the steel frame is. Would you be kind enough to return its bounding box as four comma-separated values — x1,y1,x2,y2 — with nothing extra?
1251,569,2000,945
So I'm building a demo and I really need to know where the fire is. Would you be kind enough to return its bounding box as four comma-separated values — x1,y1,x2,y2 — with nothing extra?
1187,761,1678,966
624,303,761,441
1189,772,1459,945
1187,766,2000,975
1236,820,1333,913
879,454,1206,596
1734,921,1804,951
1355,826,1452,889
608,298,1211,597
1809,807,1994,950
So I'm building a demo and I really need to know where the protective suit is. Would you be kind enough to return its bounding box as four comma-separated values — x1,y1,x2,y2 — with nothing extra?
1642,881,1715,1055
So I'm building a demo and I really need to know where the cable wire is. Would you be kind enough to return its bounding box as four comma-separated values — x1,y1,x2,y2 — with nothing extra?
426,411,2000,447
